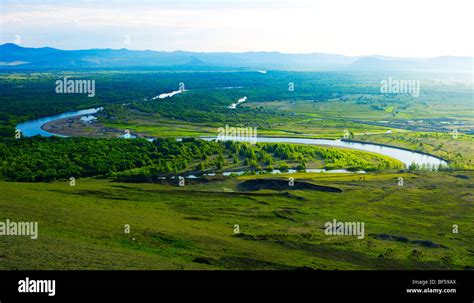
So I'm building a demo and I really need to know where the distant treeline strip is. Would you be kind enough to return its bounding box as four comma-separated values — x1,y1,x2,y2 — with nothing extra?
0,137,403,182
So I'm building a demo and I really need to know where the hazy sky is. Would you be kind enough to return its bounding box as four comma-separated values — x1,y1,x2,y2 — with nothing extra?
1,0,472,57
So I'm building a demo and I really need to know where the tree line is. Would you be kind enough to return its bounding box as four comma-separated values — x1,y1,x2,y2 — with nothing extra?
0,136,403,182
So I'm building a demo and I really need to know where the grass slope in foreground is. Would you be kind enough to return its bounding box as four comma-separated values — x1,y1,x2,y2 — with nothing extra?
0,171,472,270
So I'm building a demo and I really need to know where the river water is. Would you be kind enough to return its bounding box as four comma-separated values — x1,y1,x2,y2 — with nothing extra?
204,137,447,168
16,108,447,168
16,108,102,137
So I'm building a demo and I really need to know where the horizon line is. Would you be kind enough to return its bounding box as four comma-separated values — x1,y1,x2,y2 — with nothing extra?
3,43,472,60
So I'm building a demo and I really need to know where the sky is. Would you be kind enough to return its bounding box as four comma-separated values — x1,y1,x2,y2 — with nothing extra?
1,0,473,57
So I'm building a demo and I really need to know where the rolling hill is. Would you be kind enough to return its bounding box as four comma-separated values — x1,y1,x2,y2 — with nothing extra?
0,43,471,72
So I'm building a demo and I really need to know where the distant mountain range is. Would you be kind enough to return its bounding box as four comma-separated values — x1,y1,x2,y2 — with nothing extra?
0,43,472,72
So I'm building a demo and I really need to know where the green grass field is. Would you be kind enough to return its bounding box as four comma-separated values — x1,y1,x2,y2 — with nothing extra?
355,132,474,169
1,171,472,270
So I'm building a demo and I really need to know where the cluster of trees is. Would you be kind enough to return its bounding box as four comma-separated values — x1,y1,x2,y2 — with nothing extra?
0,70,352,138
129,89,298,128
99,104,130,120
0,136,403,182
0,137,223,182
408,162,451,171
221,141,402,171
0,70,419,139
258,142,403,171
113,140,403,181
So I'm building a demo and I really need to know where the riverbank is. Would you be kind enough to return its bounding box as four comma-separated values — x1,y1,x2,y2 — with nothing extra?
342,138,449,164
41,115,125,138
18,108,448,168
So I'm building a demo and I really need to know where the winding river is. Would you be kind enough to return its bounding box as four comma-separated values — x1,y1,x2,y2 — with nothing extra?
16,108,447,168
16,108,102,137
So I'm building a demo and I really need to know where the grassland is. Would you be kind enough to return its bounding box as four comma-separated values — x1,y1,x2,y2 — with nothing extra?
354,132,474,169
0,70,472,271
0,171,472,270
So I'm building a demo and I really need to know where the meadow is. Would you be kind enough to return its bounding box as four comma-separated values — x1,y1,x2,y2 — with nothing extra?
0,171,472,270
0,69,472,270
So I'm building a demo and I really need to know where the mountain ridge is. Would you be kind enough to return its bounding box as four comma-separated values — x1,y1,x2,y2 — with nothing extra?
0,43,471,72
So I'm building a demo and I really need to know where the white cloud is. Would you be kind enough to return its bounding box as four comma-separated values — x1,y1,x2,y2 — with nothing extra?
1,0,472,57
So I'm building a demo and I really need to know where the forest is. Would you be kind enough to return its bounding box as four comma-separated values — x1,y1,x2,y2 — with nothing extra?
0,136,403,182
